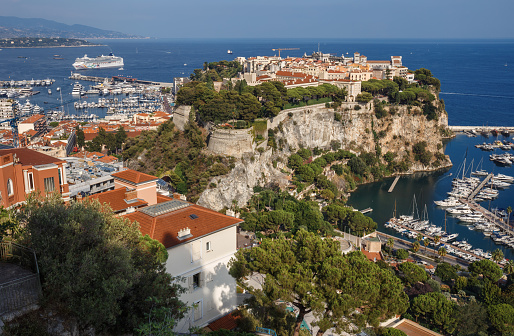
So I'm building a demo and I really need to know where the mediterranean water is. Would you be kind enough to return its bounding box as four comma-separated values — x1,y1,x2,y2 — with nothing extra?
1,38,514,257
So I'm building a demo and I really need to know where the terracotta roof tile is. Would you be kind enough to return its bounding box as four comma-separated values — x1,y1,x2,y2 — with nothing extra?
0,148,64,166
88,188,148,213
207,312,240,331
123,201,242,249
112,169,158,185
20,114,45,124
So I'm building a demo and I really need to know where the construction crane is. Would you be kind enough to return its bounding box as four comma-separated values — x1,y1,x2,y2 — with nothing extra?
271,48,299,58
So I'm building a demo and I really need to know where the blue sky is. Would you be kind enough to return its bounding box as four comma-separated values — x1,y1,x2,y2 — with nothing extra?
3,0,514,39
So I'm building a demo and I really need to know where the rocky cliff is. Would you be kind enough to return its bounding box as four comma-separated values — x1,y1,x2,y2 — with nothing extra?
197,101,451,211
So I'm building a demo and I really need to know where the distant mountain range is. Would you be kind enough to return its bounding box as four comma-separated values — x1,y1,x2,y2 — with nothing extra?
0,16,145,39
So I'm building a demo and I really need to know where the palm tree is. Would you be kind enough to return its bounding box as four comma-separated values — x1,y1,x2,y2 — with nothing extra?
416,233,423,242
413,241,420,253
504,260,514,275
492,248,504,264
434,235,441,245
387,238,394,251
507,206,512,228
424,238,430,253
438,247,447,262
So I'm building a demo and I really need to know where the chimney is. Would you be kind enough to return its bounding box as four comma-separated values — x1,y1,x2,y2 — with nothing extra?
178,227,191,238
125,189,137,201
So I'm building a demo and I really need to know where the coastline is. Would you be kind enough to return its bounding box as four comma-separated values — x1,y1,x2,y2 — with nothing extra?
1,44,105,49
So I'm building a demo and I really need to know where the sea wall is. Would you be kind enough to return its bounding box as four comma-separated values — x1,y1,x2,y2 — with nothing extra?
206,128,254,158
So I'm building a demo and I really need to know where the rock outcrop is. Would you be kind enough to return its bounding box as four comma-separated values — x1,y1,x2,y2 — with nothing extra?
197,102,451,211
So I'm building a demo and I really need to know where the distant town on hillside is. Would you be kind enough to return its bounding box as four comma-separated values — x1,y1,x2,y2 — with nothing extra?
0,16,145,39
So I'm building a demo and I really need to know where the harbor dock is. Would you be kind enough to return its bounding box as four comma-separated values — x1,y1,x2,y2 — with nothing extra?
69,73,173,87
388,176,400,193
449,125,514,132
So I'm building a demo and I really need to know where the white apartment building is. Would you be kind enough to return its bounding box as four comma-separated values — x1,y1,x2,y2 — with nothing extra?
124,199,243,333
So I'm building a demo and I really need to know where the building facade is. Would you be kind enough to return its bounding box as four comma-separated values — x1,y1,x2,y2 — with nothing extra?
0,148,70,208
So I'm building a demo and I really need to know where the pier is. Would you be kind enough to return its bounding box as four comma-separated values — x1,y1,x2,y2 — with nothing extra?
359,208,373,214
69,73,173,87
449,125,514,132
459,198,514,236
388,176,401,193
467,173,493,200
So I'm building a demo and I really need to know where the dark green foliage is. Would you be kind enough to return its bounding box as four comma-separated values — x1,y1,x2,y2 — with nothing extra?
468,259,503,282
398,262,428,286
75,125,85,148
122,120,231,203
412,141,432,166
356,92,373,103
381,328,406,336
488,303,514,333
361,79,399,98
454,301,489,336
190,60,243,81
374,101,387,119
230,231,408,336
19,195,185,333
479,279,501,305
395,249,409,260
435,262,458,282
348,156,367,175
410,292,456,334
1,309,50,336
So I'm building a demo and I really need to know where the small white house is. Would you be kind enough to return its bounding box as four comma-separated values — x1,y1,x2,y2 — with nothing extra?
124,199,242,332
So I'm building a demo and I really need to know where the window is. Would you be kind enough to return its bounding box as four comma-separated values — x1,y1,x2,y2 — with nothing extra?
58,168,63,185
28,173,34,191
206,241,212,252
189,272,204,292
191,240,202,262
7,179,13,196
44,177,55,192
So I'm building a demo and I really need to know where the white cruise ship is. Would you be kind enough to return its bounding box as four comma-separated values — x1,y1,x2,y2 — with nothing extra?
72,53,124,70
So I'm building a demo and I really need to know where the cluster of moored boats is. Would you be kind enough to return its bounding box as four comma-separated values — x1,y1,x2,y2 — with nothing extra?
475,139,514,151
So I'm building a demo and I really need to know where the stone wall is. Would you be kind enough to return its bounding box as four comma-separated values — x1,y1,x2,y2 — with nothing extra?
172,105,191,131
206,128,254,158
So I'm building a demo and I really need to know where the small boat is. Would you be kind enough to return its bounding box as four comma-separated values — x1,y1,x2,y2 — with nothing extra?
227,50,233,54
491,129,498,136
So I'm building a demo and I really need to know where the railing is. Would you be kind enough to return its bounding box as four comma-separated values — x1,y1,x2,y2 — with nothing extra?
0,241,41,315
0,274,41,315
1,241,39,274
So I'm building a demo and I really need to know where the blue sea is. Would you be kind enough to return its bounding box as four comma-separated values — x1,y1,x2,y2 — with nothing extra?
1,38,514,257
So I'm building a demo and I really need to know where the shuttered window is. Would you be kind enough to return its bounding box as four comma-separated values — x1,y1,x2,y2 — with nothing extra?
193,301,202,321
44,177,55,192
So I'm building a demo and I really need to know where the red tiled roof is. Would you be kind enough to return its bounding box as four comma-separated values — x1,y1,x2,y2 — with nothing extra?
361,249,382,262
20,114,45,124
0,148,64,166
88,188,148,213
207,312,240,331
112,169,158,185
123,202,242,249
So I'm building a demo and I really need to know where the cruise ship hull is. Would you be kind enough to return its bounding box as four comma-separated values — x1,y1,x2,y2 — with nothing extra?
72,53,124,70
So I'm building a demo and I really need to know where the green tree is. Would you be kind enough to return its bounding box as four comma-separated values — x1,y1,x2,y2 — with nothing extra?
492,248,504,263
75,125,85,148
398,262,427,286
412,241,420,253
504,260,514,275
115,126,127,150
438,247,447,262
229,230,408,336
387,238,395,251
381,328,407,336
396,249,409,260
423,238,429,253
435,262,458,282
411,292,456,334
508,206,513,228
469,259,503,282
488,303,514,333
454,301,488,336
480,279,501,306
355,92,373,103
19,194,185,333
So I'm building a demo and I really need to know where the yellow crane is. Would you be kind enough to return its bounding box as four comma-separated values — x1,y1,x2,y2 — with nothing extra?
271,48,299,58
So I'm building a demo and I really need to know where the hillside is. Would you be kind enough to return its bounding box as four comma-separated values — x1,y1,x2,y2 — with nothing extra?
0,16,144,39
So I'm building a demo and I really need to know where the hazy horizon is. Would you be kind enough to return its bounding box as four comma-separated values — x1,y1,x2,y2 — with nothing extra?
3,0,513,39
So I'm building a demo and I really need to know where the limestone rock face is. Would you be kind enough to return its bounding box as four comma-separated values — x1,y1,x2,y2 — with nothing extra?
198,103,450,211
207,128,254,158
197,148,286,211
